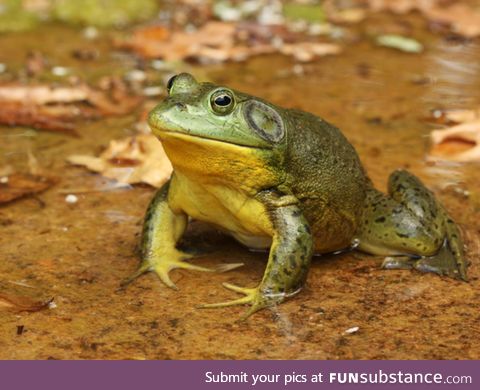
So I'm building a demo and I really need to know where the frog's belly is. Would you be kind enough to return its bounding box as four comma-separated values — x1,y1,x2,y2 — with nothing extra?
169,174,274,248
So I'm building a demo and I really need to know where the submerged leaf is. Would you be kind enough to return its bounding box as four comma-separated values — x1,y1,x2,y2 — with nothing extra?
429,108,480,162
0,173,57,205
0,294,53,313
429,121,480,162
376,34,423,53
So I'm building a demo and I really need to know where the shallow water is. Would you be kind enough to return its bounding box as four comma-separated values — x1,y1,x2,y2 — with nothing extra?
1,15,479,359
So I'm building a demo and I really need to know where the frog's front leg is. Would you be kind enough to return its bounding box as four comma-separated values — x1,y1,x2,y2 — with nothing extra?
122,180,238,289
199,191,314,319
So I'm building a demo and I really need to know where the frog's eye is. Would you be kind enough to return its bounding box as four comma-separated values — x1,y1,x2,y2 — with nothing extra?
166,75,177,94
210,89,235,115
243,100,285,143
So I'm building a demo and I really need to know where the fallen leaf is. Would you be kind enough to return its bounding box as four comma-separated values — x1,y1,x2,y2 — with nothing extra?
280,42,342,62
0,294,53,313
376,34,423,53
0,79,142,133
119,21,341,63
365,0,438,14
0,102,79,135
67,134,172,188
424,3,480,38
430,121,480,162
0,173,57,204
365,0,480,37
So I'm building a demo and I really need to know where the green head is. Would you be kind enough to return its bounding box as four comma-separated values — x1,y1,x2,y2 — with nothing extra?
148,73,287,149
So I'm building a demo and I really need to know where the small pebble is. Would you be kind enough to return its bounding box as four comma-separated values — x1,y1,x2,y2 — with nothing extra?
344,326,359,334
51,66,70,77
65,194,78,204
0,63,6,73
126,69,147,82
48,301,57,309
143,86,164,97
83,26,99,40
0,176,9,184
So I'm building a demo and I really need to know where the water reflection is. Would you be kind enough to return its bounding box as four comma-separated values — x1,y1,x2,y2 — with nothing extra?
423,40,480,107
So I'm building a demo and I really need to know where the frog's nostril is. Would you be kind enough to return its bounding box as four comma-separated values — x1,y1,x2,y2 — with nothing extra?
175,102,187,111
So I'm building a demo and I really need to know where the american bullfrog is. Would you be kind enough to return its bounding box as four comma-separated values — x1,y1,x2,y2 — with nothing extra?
124,73,468,319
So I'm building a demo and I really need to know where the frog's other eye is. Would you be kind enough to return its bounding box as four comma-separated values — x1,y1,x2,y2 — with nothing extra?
166,75,177,94
210,89,235,115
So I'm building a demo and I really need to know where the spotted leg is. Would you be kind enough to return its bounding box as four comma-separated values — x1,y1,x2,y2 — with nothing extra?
199,191,314,319
121,180,241,289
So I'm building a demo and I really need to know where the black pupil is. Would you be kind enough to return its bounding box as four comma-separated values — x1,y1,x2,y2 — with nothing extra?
214,95,231,106
166,75,177,92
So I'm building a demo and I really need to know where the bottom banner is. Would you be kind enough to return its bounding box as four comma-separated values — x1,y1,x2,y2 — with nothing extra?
1,360,477,389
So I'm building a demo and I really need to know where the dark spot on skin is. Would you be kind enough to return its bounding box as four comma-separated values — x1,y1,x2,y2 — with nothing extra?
375,216,386,223
289,255,297,268
292,209,301,217
397,232,410,238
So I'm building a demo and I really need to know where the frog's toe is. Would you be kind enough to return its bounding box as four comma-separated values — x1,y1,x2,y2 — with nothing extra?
197,283,257,309
382,241,468,281
198,282,279,320
413,240,468,281
121,252,243,290
382,256,416,270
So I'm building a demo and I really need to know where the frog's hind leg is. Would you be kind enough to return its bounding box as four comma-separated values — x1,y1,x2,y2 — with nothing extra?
357,170,467,281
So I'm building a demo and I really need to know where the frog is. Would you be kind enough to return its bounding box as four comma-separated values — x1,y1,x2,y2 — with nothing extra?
123,73,468,319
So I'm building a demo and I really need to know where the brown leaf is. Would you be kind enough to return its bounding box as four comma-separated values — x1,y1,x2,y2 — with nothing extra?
119,22,342,63
424,3,480,38
67,134,172,188
364,0,480,37
0,102,78,135
0,80,142,133
429,116,480,162
0,173,57,204
0,294,53,313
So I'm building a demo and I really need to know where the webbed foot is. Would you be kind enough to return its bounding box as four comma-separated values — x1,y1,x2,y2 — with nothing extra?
121,250,243,290
198,282,283,321
382,239,468,281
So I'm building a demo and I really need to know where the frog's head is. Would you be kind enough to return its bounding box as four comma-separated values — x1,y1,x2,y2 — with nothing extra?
148,73,287,150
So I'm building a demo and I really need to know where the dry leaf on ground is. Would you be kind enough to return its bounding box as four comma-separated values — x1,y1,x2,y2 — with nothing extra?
364,0,480,37
67,134,172,188
0,79,142,134
0,173,57,205
119,21,341,63
429,108,480,162
0,293,53,313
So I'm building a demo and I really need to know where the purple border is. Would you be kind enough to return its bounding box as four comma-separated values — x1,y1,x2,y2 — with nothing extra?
1,360,478,390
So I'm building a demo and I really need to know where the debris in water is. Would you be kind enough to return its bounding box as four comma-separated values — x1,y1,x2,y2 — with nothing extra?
65,194,78,204
344,326,360,334
429,108,480,162
0,294,53,313
0,173,57,205
376,34,423,53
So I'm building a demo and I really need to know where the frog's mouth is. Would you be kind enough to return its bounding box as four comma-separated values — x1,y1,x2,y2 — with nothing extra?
150,125,273,151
